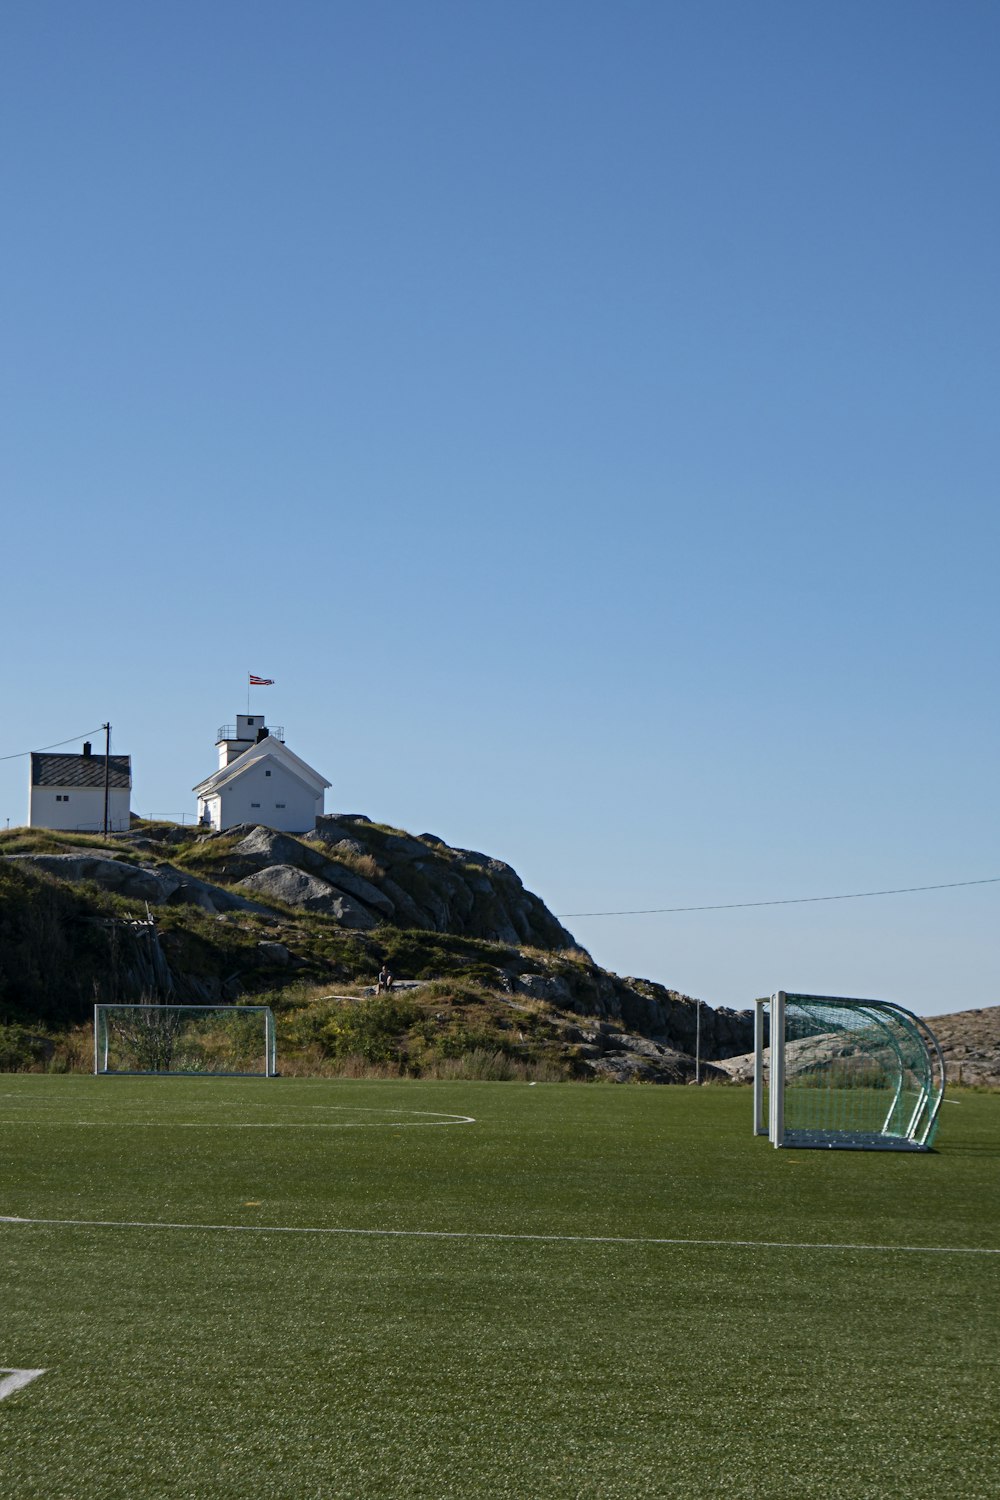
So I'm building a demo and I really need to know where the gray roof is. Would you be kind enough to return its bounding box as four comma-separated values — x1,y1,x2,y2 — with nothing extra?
31,752,131,789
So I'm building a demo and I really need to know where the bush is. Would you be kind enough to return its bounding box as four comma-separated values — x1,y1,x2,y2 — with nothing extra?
279,994,420,1066
0,1025,55,1072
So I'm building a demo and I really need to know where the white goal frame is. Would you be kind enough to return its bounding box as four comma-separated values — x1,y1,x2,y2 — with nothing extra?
94,1004,277,1078
753,991,945,1151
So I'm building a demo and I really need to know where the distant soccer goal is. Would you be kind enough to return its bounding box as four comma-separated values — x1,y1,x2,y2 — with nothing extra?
753,992,944,1151
94,1004,277,1077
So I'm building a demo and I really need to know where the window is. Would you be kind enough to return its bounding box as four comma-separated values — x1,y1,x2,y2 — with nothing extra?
265,770,271,777
250,802,261,808
275,803,286,809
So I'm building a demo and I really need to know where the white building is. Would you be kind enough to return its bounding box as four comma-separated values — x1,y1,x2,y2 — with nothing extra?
29,743,132,832
192,715,330,833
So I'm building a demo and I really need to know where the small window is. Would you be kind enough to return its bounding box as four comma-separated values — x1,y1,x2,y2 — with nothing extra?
265,770,271,777
248,717,256,725
250,802,261,808
275,803,286,809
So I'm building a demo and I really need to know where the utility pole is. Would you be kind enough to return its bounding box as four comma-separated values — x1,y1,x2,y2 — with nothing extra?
102,723,111,837
695,997,702,1085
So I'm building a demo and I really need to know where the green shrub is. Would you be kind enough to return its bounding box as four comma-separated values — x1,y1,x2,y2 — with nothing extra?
0,1025,54,1072
279,995,420,1067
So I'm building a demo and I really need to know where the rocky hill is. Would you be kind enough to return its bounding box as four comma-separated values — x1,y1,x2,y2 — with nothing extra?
924,1007,1000,1088
3,819,995,1087
0,817,753,1081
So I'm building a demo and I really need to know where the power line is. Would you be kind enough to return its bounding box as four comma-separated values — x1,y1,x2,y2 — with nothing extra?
0,726,109,763
557,876,1000,919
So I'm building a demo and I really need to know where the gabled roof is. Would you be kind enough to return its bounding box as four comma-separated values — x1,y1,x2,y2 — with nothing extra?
31,752,131,790
193,737,330,799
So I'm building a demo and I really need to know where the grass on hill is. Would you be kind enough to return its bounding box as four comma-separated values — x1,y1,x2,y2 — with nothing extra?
0,828,145,860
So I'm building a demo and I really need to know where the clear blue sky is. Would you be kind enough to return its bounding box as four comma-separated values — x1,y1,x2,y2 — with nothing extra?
2,2,997,1017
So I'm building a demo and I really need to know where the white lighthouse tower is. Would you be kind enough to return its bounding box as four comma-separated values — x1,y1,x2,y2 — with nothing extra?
193,715,330,833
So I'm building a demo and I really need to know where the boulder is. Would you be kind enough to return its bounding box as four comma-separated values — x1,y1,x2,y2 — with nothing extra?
232,827,394,917
585,1054,672,1083
315,860,394,918
329,839,368,859
379,833,437,865
257,940,292,966
514,973,574,1005
604,1031,674,1059
233,827,310,868
584,1048,729,1084
4,853,275,915
109,835,163,854
6,854,170,904
151,865,275,915
311,816,354,845
234,865,378,929
380,877,434,930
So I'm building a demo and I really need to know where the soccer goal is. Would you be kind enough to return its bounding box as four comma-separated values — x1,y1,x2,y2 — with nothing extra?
94,1004,277,1077
753,992,944,1151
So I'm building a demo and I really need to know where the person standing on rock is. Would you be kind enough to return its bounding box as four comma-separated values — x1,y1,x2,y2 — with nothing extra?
376,964,393,995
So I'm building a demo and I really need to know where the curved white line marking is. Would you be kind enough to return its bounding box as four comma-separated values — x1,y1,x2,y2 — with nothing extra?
0,1215,995,1256
0,1109,476,1130
0,1369,46,1402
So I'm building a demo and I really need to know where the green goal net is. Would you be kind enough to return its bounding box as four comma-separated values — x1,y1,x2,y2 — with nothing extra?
94,1004,277,1077
754,993,944,1151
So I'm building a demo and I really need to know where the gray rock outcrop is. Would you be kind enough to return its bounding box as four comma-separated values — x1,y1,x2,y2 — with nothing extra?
232,828,395,917
6,854,168,903
308,814,579,950
5,854,273,915
234,865,379,929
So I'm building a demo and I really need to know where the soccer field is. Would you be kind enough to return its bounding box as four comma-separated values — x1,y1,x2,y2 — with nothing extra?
1,1078,998,1499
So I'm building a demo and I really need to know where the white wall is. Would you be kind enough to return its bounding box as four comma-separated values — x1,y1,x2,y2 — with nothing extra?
29,785,131,832
197,795,221,830
216,761,323,833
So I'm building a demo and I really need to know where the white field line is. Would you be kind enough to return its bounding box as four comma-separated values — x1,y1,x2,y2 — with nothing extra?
0,1120,475,1130
0,1368,46,1402
0,1109,476,1130
0,1214,996,1256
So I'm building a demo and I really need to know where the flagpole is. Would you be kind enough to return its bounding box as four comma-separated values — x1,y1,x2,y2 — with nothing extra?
247,672,250,715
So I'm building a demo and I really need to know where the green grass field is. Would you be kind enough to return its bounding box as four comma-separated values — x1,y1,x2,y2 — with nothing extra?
1,1077,998,1499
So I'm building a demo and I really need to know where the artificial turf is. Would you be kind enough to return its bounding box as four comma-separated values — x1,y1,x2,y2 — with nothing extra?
1,1077,997,1498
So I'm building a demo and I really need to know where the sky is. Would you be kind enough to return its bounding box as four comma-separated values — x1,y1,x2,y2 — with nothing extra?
2,2,997,1017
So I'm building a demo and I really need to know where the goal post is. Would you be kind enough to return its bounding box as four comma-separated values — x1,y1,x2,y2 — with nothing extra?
754,992,944,1151
94,1004,277,1077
